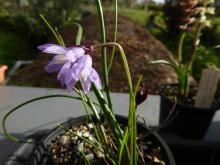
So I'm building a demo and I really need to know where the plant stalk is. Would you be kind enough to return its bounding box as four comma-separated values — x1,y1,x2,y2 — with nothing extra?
177,32,186,66
187,24,203,72
95,0,112,110
108,0,118,73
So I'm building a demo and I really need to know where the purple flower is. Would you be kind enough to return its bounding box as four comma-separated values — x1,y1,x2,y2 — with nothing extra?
38,43,101,93
38,44,85,73
58,55,102,93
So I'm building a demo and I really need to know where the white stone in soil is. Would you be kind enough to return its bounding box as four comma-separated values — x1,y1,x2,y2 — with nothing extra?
85,153,94,160
76,131,83,137
72,136,78,141
96,148,104,158
77,142,84,151
88,136,95,142
60,135,71,145
88,123,93,129
83,132,90,138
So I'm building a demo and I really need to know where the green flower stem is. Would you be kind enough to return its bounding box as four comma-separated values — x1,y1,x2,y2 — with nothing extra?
79,90,103,146
2,94,97,143
92,84,131,161
95,0,112,110
177,32,186,66
187,24,203,72
180,24,203,97
118,127,129,164
94,42,133,94
79,149,90,165
92,85,123,142
108,0,118,73
86,95,101,121
55,27,65,46
79,81,101,121
92,84,129,162
79,90,95,121
128,76,141,165
40,14,65,46
95,42,135,163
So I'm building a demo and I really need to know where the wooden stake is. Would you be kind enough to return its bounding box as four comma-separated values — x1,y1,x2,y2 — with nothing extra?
195,68,220,108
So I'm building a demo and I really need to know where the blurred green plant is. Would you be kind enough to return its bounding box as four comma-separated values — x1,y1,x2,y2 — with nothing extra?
0,32,33,67
0,0,92,44
151,0,217,98
0,0,86,68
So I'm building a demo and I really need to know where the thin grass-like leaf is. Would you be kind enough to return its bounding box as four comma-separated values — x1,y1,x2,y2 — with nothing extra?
92,85,123,145
150,60,185,85
39,14,64,46
79,149,91,165
73,23,83,45
55,27,65,46
95,0,112,109
2,94,97,143
118,128,129,164
108,0,118,73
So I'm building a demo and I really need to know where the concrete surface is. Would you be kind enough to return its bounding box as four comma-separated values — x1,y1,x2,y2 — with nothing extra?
1,86,220,163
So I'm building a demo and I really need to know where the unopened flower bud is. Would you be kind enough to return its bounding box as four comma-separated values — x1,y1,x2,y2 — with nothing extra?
136,85,148,106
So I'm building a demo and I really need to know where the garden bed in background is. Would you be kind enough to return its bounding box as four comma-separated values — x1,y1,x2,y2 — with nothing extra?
8,13,178,94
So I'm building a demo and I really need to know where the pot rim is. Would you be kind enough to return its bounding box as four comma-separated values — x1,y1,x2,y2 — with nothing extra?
30,114,176,165
159,83,220,111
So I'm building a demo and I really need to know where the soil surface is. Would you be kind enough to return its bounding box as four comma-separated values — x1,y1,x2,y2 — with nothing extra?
8,13,178,94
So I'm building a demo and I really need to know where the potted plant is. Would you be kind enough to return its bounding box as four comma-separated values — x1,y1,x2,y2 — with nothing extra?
2,1,175,164
150,0,220,139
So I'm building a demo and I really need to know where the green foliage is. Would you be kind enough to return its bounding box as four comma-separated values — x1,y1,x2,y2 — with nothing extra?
1,0,81,26
193,46,220,80
118,7,149,26
0,0,84,49
0,0,85,68
0,32,34,67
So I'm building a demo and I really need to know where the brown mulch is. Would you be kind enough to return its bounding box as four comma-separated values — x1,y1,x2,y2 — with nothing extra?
9,13,177,94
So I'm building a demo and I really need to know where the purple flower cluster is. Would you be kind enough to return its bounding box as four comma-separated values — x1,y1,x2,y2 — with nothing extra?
38,44,101,93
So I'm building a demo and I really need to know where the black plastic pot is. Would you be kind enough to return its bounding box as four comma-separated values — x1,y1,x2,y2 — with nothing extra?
29,115,176,165
159,84,220,139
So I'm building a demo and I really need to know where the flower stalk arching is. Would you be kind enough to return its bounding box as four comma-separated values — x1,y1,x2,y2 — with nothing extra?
108,0,118,73
72,22,83,45
94,42,133,95
95,0,112,110
94,42,138,163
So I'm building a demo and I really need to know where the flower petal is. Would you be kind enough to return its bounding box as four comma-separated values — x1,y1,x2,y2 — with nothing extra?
82,77,92,94
45,61,63,73
38,44,67,55
89,68,102,89
75,55,92,68
57,62,72,86
66,47,85,62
